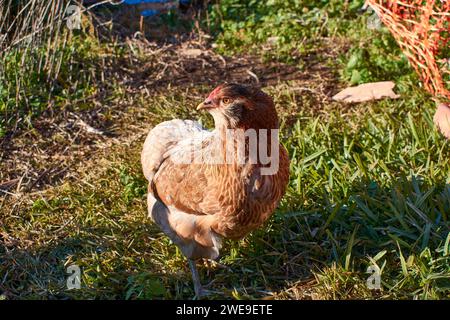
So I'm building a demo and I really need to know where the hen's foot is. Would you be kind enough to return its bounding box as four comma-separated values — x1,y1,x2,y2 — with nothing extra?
203,259,231,271
189,259,222,299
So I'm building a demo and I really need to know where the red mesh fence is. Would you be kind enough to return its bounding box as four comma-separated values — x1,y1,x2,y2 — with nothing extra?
367,0,450,100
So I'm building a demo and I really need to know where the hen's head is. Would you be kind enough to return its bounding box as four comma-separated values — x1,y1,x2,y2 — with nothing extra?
197,83,278,130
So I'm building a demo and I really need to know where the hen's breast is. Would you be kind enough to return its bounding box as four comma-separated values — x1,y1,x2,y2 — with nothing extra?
210,145,290,239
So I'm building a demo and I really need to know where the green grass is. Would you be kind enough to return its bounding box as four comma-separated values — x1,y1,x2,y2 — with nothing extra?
1,85,448,299
209,0,418,85
0,32,108,137
0,0,449,300
278,89,449,299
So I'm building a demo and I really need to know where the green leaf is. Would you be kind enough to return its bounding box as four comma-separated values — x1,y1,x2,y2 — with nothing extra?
444,232,450,257
373,250,387,262
397,243,409,277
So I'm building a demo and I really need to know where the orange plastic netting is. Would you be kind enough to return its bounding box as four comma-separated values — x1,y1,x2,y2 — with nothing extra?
367,0,450,100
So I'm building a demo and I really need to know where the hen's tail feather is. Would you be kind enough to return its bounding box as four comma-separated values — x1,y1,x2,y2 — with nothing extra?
147,193,222,260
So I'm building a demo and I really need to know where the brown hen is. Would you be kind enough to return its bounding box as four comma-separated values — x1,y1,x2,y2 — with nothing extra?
141,84,290,297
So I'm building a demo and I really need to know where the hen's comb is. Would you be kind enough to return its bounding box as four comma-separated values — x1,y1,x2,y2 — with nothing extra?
207,85,223,100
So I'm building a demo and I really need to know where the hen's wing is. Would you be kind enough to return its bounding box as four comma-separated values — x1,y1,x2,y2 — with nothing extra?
141,119,222,259
142,118,228,215
141,119,204,182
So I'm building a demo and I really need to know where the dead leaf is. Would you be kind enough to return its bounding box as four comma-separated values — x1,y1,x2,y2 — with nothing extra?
179,48,203,58
76,119,105,136
267,36,279,45
433,102,450,139
332,81,400,103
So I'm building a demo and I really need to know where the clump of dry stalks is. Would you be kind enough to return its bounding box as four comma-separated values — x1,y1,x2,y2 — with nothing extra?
0,0,70,93
0,0,98,134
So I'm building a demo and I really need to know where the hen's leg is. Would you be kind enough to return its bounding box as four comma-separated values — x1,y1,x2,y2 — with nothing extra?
189,259,221,299
188,259,204,298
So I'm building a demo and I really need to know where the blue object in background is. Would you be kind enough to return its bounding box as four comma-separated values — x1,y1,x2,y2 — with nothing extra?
123,0,173,4
140,9,159,17
121,0,191,17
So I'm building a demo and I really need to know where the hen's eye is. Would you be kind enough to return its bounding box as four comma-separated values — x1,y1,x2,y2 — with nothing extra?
222,98,231,104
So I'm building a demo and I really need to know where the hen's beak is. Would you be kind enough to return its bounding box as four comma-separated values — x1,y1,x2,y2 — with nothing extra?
196,100,213,111
196,102,206,111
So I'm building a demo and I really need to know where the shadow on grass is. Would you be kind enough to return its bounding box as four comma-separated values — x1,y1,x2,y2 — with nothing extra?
0,175,448,300
204,175,449,299
0,221,170,299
